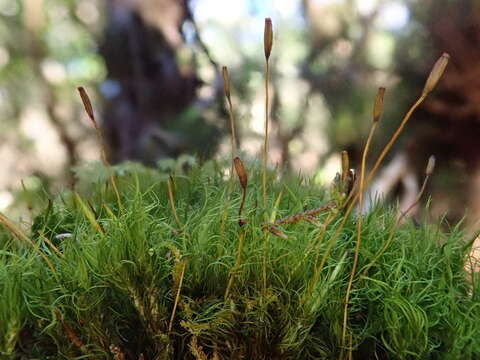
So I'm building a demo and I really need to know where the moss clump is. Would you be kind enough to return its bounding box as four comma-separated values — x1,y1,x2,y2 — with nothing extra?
0,160,479,359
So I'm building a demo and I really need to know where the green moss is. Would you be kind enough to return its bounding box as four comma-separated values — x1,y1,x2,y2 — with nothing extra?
0,160,479,359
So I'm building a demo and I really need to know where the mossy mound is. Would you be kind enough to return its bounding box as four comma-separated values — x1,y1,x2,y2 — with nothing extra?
1,161,479,359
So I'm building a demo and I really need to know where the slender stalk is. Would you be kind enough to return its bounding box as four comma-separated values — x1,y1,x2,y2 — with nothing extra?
327,97,440,283
365,95,425,186
0,212,35,247
365,53,449,186
262,18,273,296
262,60,270,210
39,232,64,258
341,87,385,351
261,189,283,295
77,87,123,213
224,230,246,299
167,177,183,232
398,155,435,219
168,261,186,332
219,66,238,239
302,210,340,304
348,334,353,360
74,192,105,236
329,54,448,268
222,66,238,158
0,212,57,274
262,61,270,291
262,190,273,295
360,156,435,278
262,18,273,210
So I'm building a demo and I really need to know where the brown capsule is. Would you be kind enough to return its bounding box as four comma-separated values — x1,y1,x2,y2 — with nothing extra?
77,86,95,123
422,53,450,96
347,169,356,195
425,155,436,176
233,156,248,189
341,150,349,185
373,87,386,123
264,18,273,60
222,66,231,100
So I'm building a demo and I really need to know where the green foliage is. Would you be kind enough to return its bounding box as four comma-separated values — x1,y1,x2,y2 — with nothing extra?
0,161,479,359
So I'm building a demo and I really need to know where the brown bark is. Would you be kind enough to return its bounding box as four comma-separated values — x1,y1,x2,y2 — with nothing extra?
101,0,201,163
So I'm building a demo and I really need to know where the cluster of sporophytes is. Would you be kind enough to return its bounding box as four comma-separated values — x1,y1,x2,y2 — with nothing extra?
1,19,479,360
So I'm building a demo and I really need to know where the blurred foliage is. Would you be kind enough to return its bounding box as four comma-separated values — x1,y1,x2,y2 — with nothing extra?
0,0,104,127
0,0,479,225
0,0,105,195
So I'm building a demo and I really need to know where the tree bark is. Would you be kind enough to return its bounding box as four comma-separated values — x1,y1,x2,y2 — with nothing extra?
101,0,202,163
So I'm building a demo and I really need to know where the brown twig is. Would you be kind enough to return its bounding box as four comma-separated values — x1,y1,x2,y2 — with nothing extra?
263,201,336,237
270,201,336,227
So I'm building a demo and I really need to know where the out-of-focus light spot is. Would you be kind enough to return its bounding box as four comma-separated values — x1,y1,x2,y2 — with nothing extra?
0,47,9,68
100,79,121,99
20,109,50,140
46,22,82,52
332,39,353,59
289,138,303,154
0,90,5,106
47,3,68,21
368,32,395,68
198,82,215,99
376,1,409,31
182,21,196,45
0,0,20,16
191,0,248,24
272,0,300,18
76,0,100,25
356,0,378,16
20,108,66,175
250,98,264,134
0,191,13,211
312,0,344,6
315,153,341,186
41,59,67,84
66,56,106,81
22,176,42,190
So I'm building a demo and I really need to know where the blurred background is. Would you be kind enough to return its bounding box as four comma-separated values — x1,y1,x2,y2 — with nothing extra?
0,0,479,228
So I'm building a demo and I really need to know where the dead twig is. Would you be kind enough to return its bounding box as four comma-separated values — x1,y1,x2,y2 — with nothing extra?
263,201,336,237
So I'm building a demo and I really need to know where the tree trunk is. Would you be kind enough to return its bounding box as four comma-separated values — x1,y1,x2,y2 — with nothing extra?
100,0,203,164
